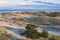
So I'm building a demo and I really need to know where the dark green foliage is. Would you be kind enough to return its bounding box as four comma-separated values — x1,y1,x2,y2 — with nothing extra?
25,30,41,39
41,29,49,38
48,36,56,40
21,24,41,39
25,24,38,30
21,24,49,39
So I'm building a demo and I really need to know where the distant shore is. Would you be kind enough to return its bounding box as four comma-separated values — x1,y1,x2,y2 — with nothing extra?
0,9,60,12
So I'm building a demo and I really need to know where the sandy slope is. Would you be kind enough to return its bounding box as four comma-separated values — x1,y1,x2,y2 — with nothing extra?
0,19,60,40
0,21,27,40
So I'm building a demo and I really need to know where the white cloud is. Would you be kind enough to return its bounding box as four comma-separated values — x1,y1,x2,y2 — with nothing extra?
0,0,25,7
34,0,60,4
0,0,60,9
0,0,47,7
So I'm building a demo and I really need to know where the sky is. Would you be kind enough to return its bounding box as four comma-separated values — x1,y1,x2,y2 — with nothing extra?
0,0,60,10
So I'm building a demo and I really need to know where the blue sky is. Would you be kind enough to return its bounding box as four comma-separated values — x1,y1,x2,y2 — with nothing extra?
0,0,60,10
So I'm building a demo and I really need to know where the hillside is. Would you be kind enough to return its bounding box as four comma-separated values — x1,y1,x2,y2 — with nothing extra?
0,11,60,40
0,11,60,25
0,26,14,40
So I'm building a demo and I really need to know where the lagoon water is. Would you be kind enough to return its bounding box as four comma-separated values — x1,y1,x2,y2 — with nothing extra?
0,9,41,12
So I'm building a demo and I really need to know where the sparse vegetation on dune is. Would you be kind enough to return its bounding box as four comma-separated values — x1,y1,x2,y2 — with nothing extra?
0,26,14,40
21,24,49,40
0,11,60,40
1,11,60,25
21,24,60,40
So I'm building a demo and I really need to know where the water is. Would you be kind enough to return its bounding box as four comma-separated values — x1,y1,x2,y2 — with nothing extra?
0,9,60,12
0,9,41,12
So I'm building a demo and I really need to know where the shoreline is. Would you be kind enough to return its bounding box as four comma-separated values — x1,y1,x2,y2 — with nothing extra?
0,10,60,13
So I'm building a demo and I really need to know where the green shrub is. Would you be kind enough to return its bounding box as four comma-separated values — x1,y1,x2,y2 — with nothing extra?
21,24,41,39
41,29,49,38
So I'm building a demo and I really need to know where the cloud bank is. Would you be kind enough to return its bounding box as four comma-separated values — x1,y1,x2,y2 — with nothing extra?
0,0,60,10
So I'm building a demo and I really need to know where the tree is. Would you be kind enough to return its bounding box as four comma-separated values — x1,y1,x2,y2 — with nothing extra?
21,24,49,40
25,24,38,30
21,24,41,39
